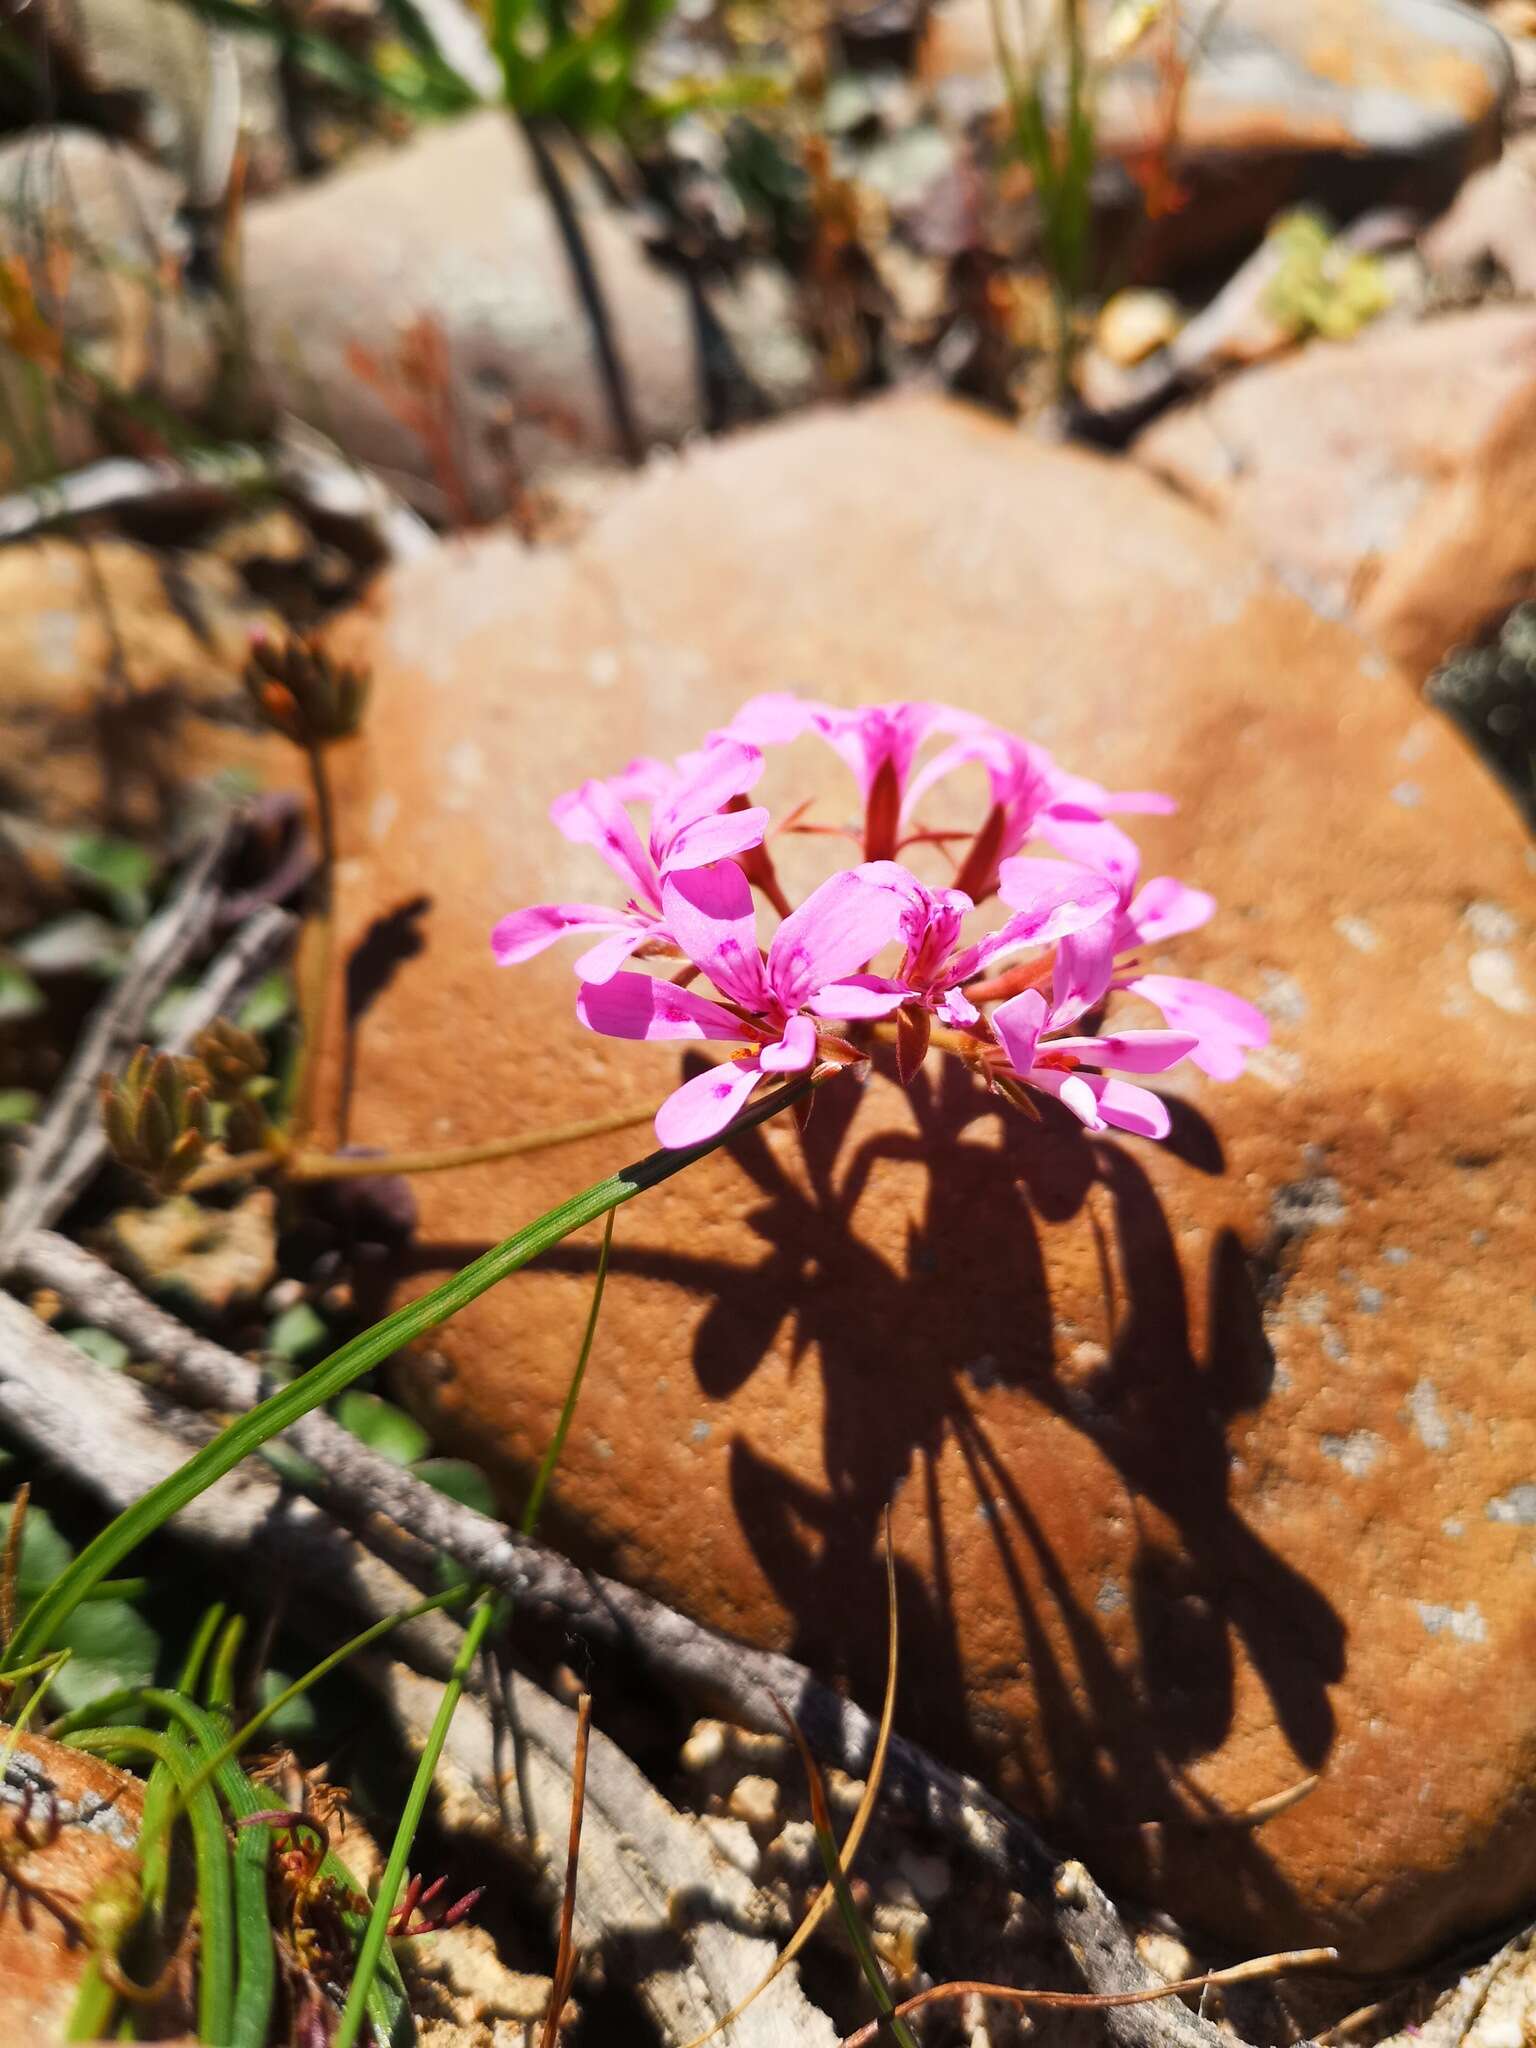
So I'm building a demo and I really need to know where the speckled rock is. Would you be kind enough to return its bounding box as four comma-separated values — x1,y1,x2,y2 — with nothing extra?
322,394,1536,1969
921,0,1512,278
1134,304,1536,675
0,128,223,485
0,1728,152,2045
241,113,817,522
0,535,291,828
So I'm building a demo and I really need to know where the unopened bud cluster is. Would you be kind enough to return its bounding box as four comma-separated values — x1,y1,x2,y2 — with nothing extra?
244,634,370,749
101,1021,278,1192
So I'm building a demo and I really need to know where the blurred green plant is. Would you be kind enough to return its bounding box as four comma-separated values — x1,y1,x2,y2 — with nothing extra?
1262,208,1392,342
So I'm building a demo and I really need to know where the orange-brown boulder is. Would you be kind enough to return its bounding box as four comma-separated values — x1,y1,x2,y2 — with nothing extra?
1,1728,146,2045
323,395,1536,1969
1134,305,1536,677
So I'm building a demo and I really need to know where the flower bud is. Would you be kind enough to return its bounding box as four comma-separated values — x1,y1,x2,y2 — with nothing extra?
194,1018,268,1100
99,1047,211,1195
244,634,370,748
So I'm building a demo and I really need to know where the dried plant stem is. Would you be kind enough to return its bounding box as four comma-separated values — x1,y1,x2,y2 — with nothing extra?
540,1691,593,2048
287,742,338,1150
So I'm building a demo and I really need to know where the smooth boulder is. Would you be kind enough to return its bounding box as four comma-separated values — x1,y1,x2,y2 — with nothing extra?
322,394,1536,1969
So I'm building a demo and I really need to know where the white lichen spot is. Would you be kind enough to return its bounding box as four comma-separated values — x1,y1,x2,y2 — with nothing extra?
1468,948,1532,1016
1390,781,1424,808
1246,1046,1304,1090
1396,721,1432,763
1258,970,1308,1024
369,789,400,845
441,738,487,814
1321,1430,1384,1478
587,648,620,688
1463,901,1518,947
1486,1484,1536,1526
1404,1378,1451,1452
690,1419,711,1443
1442,1518,1465,1539
1356,1284,1384,1314
1383,1245,1411,1266
1296,1291,1329,1327
1415,1601,1487,1645
1334,914,1380,954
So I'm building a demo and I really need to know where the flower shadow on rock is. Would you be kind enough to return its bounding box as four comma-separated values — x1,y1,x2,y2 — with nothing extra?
536,1048,1345,1930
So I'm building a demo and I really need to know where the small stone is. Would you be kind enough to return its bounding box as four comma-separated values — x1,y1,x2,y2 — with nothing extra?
767,1818,821,1878
700,1813,762,1879
1094,289,1182,367
725,1775,780,1833
680,1719,728,1773
1136,1929,1197,1984
103,1188,278,1312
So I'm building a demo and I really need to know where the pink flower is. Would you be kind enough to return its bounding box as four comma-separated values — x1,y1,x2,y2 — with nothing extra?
889,863,1120,1031
992,987,1199,1142
576,858,914,1148
491,740,768,983
1021,812,1267,1078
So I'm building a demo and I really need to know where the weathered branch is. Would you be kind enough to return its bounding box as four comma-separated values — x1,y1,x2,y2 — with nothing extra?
0,815,294,1261
0,1295,840,2045
10,1228,1233,2048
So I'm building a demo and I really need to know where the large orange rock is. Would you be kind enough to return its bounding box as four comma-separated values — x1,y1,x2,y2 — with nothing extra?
1134,305,1536,677
1,1728,146,2045
323,395,1536,1969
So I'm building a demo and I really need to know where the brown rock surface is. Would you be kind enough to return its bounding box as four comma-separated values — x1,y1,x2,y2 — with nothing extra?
0,1727,146,2045
241,113,816,522
0,128,223,483
323,394,1536,1969
921,0,1511,277
0,533,290,828
1135,304,1536,674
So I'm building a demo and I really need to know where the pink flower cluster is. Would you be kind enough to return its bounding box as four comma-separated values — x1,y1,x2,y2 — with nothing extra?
493,695,1267,1151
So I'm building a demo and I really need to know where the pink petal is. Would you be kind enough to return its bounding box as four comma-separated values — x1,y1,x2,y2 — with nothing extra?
722,692,822,748
1127,975,1268,1081
551,778,659,906
1126,876,1214,945
652,741,765,863
661,864,770,1012
661,804,770,876
805,975,911,1019
1048,774,1176,817
1036,811,1140,899
573,927,651,983
1046,1029,1199,1073
766,860,911,1008
958,861,1119,980
576,971,746,1043
760,1015,818,1071
1050,917,1118,1028
491,904,634,966
936,988,981,1027
993,988,1048,1076
607,755,675,803
1026,1067,1172,1140
655,1057,765,1148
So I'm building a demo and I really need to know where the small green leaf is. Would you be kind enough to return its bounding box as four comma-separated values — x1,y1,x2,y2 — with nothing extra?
413,1458,496,1518
0,1088,40,1124
0,1497,74,1595
0,959,44,1022
64,1327,132,1371
267,1301,328,1363
148,981,201,1039
238,971,294,1035
49,1597,159,1710
254,1666,319,1742
335,1391,430,1467
13,911,131,976
66,834,160,923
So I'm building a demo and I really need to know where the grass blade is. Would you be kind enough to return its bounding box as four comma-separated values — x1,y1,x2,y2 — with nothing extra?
1,1077,812,1672
521,1210,614,1538
333,1591,501,2048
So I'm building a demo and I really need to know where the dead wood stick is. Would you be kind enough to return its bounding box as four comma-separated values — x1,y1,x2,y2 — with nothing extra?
10,1228,1231,2048
0,809,294,1260
0,1296,838,2046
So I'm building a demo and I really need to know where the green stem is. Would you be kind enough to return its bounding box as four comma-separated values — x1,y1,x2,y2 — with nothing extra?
1,1075,813,1673
521,1208,614,1538
333,1592,500,2048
